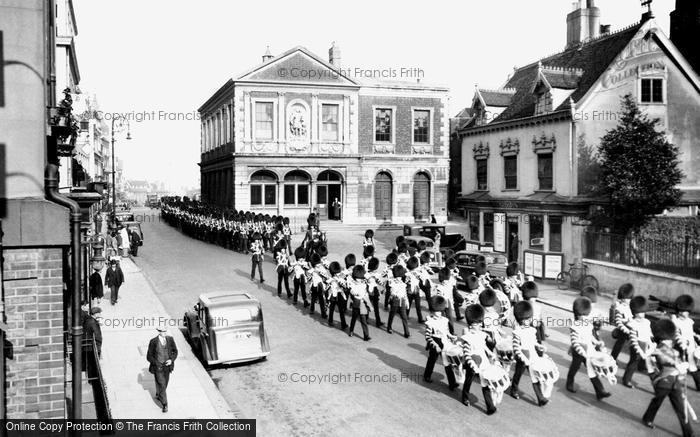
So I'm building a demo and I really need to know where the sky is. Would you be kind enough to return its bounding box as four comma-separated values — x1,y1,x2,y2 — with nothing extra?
72,0,675,194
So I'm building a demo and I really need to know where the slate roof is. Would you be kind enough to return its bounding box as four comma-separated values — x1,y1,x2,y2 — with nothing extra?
490,22,643,123
480,89,515,107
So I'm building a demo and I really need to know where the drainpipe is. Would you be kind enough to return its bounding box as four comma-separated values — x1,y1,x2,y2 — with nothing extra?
45,164,83,420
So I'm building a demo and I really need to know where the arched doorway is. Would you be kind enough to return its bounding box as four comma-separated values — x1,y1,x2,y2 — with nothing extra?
317,170,343,220
413,172,431,221
374,172,393,221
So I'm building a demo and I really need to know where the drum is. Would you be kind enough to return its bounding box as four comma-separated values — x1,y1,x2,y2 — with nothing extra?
494,289,511,316
479,363,510,405
590,350,618,386
495,336,515,369
443,342,465,384
530,355,560,399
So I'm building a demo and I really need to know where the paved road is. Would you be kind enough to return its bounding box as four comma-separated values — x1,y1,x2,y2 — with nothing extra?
130,208,697,437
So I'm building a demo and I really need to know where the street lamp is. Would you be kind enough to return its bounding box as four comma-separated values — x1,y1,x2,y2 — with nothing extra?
110,116,132,224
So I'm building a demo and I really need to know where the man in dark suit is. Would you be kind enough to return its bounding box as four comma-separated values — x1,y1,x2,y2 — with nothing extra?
130,229,142,257
147,325,178,413
89,265,104,305
104,260,125,305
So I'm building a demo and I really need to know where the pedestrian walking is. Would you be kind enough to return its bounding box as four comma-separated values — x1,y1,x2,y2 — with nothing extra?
130,228,142,257
89,264,104,306
147,325,178,413
104,259,124,305
82,307,103,358
250,232,264,283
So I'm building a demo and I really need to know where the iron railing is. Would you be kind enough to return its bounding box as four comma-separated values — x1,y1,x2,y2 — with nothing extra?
584,231,700,279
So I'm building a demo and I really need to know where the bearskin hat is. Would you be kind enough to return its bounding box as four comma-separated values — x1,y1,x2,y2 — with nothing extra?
580,286,598,303
307,213,316,226
363,246,375,259
573,297,592,318
475,261,487,276
252,232,262,240
365,229,374,239
418,240,427,251
368,257,380,272
329,261,342,276
276,239,287,249
318,245,328,257
392,264,406,279
419,252,431,265
466,275,479,291
353,265,366,280
344,253,356,269
479,288,497,307
310,253,321,267
446,257,457,269
406,256,419,271
652,319,677,341
438,267,451,283
465,304,485,325
432,295,447,312
513,301,534,323
408,247,417,257
294,247,306,259
386,252,398,266
675,294,695,313
617,283,635,300
283,217,290,225
276,223,284,232
630,296,648,315
398,243,408,254
521,281,538,300
506,262,519,277
407,240,418,250
395,236,405,247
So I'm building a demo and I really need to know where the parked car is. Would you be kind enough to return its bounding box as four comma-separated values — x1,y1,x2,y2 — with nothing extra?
454,250,509,281
115,211,136,223
404,236,442,272
183,292,271,366
403,224,466,256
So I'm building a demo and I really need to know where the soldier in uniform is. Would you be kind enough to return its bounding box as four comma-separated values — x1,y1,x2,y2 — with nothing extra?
347,265,372,341
418,252,434,312
566,297,611,399
521,281,545,342
508,301,549,406
480,288,503,350
460,304,497,414
308,253,329,319
622,296,653,388
423,296,458,389
291,247,309,307
386,264,410,338
363,229,376,249
673,294,700,391
250,232,264,283
366,257,384,328
383,253,398,310
327,261,348,330
643,319,695,436
406,256,426,323
275,239,291,298
610,283,635,360
434,268,455,324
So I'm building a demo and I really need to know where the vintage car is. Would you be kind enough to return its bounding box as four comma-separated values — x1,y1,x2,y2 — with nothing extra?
183,292,271,366
115,211,136,223
454,250,509,281
403,236,442,272
403,224,466,255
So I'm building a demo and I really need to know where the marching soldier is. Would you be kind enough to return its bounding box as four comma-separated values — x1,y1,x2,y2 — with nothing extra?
250,232,264,283
643,319,695,436
508,301,549,406
383,253,398,310
327,262,348,330
566,297,611,400
673,294,700,391
363,229,376,249
386,264,410,338
291,247,309,307
347,265,372,341
610,283,635,360
308,253,329,319
460,304,497,414
418,252,434,311
406,256,426,323
275,239,291,298
366,257,384,328
423,296,458,389
435,268,455,324
621,296,653,388
521,281,545,342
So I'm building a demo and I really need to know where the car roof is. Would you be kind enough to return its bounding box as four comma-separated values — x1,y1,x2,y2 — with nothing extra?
199,291,259,308
421,224,445,228
405,236,433,243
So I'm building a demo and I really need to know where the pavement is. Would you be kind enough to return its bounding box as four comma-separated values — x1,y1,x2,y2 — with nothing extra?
97,255,235,419
123,208,699,437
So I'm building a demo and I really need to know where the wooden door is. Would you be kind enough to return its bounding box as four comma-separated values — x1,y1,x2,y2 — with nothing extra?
413,173,430,220
374,173,392,220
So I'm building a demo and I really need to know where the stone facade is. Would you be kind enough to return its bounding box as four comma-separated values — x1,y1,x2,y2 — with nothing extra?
3,249,66,419
199,46,449,224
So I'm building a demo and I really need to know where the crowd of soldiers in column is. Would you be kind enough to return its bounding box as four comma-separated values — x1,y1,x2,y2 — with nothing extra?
159,197,697,435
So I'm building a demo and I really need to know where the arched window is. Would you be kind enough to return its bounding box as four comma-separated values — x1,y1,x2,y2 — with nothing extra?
250,170,277,207
317,170,342,182
284,170,310,206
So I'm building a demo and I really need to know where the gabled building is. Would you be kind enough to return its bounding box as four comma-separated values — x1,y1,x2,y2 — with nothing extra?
198,45,450,224
454,0,700,278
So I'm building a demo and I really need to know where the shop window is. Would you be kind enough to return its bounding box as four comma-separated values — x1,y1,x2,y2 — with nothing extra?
484,212,494,243
469,211,480,241
530,214,544,249
549,215,562,252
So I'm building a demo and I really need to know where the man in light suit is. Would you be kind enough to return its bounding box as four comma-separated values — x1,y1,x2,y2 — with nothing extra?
146,325,178,413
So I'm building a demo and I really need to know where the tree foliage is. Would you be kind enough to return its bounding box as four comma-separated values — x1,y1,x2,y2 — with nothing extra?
577,134,601,196
592,94,683,232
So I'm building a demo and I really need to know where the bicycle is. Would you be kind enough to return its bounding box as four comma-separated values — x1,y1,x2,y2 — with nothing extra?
556,262,599,292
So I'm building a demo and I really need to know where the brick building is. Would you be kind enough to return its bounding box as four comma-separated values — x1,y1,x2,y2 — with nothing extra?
452,1,700,279
199,45,450,224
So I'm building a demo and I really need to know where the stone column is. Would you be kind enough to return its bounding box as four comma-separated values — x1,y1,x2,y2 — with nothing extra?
278,92,286,145
343,95,350,144
243,92,251,143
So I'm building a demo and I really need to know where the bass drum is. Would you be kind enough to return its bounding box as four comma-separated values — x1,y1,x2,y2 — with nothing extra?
530,355,560,399
693,347,700,368
589,350,618,386
443,342,465,384
495,336,515,370
479,363,510,405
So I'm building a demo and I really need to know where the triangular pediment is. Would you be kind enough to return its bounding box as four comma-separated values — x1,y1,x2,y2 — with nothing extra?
237,47,358,86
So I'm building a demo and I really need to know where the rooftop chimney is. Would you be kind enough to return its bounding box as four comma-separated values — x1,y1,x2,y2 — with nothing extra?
566,0,601,49
329,42,341,68
262,46,273,63
600,24,611,35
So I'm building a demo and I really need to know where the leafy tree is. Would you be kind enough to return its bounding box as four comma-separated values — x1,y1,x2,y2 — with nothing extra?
592,94,683,233
577,134,601,195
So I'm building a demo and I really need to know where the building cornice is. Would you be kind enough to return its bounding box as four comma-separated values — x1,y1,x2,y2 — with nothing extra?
458,110,571,137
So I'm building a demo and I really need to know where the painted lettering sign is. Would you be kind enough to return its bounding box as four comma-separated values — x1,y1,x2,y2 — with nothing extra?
601,33,663,90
